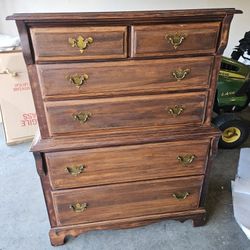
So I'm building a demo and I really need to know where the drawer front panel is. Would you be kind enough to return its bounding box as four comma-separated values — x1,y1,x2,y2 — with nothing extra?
52,176,203,226
131,22,220,57
30,26,127,62
38,57,213,99
45,92,207,136
46,140,209,189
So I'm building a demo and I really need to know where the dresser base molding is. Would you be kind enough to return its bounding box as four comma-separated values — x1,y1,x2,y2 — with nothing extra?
49,208,206,246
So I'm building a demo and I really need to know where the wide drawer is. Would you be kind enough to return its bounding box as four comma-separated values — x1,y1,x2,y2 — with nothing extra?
131,22,220,57
45,92,208,136
38,56,213,99
30,26,127,62
46,139,210,189
52,176,203,226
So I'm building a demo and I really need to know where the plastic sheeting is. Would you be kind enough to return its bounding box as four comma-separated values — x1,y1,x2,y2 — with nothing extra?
232,148,250,239
0,34,20,51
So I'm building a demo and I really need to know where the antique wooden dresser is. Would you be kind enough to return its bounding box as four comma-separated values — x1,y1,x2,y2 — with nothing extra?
8,8,241,246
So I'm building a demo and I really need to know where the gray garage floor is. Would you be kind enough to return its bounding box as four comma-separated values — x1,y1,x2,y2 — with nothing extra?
0,125,250,250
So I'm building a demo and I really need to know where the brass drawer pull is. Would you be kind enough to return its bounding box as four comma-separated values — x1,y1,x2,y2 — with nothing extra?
66,73,89,88
68,35,94,53
167,105,184,117
172,192,190,200
70,202,88,213
177,154,196,166
65,165,86,176
172,68,190,81
165,33,186,49
72,112,91,124
0,68,18,77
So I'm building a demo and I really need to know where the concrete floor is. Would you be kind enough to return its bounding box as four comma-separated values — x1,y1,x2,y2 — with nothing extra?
0,126,249,250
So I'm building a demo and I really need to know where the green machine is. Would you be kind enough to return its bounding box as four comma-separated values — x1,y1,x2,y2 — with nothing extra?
213,57,250,148
216,57,250,112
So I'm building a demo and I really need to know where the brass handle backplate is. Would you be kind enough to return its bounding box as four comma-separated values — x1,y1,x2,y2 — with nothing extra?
68,35,94,53
165,33,186,49
172,68,190,81
70,202,88,213
0,68,18,77
172,192,190,200
72,112,91,124
65,165,86,176
177,154,196,166
66,73,89,88
167,105,185,117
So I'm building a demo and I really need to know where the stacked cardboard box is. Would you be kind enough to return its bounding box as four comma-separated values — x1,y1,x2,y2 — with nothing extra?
0,51,37,144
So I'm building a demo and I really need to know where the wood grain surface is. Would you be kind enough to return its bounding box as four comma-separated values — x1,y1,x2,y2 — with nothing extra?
31,126,220,153
38,56,213,100
46,139,210,189
52,176,203,226
7,8,242,21
131,22,220,57
48,208,207,246
45,92,207,136
30,26,127,62
8,8,241,246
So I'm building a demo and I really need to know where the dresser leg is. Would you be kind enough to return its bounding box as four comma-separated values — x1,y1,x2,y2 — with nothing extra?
49,229,66,246
192,213,207,227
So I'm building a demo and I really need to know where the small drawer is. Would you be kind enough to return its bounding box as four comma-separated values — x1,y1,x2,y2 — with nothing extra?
52,176,203,226
45,92,208,137
38,56,213,100
30,26,127,62
131,22,220,57
46,139,210,190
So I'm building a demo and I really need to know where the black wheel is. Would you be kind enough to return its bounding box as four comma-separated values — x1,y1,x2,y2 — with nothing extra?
213,91,220,114
212,114,249,149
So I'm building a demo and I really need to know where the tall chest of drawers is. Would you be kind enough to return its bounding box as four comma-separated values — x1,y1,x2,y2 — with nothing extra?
8,8,241,246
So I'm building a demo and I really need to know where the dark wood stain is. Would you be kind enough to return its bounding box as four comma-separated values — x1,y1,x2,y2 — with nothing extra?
52,176,203,226
131,22,221,57
31,26,127,62
38,56,213,100
45,92,207,136
8,8,241,245
46,139,210,189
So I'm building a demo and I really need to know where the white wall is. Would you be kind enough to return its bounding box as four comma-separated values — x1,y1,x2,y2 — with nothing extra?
1,0,250,56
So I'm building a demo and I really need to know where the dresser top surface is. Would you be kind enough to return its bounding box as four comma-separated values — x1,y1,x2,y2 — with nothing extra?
7,8,242,21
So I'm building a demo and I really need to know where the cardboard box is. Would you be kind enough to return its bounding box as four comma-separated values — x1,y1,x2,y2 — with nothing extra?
0,51,38,145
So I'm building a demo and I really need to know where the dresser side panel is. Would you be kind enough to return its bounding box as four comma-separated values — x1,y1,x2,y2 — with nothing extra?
27,65,50,138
